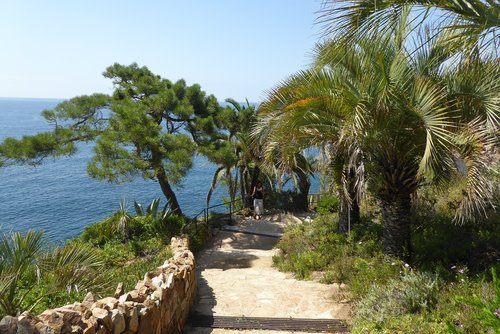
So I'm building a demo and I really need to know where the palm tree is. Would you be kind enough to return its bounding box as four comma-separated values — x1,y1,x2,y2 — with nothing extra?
257,11,498,259
317,0,499,59
203,99,260,207
255,68,362,233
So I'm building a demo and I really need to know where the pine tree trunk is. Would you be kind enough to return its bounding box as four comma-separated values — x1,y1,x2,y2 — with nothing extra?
156,167,183,216
379,193,412,260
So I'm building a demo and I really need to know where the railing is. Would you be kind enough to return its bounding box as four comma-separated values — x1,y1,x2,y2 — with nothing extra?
181,197,244,234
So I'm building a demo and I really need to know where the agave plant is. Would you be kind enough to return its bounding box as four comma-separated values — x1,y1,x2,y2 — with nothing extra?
134,198,172,221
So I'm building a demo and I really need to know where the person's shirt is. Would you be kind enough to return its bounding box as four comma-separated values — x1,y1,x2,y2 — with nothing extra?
254,187,264,199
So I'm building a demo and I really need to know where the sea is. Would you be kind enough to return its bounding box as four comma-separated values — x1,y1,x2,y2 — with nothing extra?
0,98,238,243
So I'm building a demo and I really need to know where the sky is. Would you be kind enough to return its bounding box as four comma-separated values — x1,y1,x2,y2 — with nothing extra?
0,1,324,103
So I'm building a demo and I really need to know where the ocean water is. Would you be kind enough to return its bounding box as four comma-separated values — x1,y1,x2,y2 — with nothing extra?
0,98,229,243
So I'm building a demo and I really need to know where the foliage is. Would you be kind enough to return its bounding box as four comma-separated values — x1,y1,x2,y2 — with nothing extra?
0,63,226,215
273,213,387,281
201,99,259,206
412,197,500,276
353,271,440,327
0,230,105,317
265,190,309,212
318,0,500,60
275,206,499,333
316,195,340,215
446,268,500,334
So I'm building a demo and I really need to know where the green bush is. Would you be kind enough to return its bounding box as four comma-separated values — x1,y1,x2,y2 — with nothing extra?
316,195,340,215
145,214,186,244
79,215,121,246
353,314,447,334
353,271,439,328
347,256,403,299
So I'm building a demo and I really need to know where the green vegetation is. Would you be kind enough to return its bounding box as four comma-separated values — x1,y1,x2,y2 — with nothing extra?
273,192,499,333
1,0,498,330
0,230,106,317
0,198,194,318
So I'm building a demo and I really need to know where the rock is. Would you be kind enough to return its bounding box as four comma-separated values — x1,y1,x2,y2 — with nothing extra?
127,308,139,332
92,308,112,331
129,290,146,303
151,273,166,289
165,273,174,289
114,283,124,299
96,327,110,334
97,297,119,310
118,293,133,304
38,309,82,334
72,325,84,333
82,316,98,334
82,292,96,307
18,313,40,334
0,316,18,334
110,310,125,334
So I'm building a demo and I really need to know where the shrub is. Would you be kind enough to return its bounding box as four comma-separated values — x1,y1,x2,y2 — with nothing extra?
145,214,186,244
347,256,403,299
440,268,500,334
353,271,439,328
316,195,340,215
79,215,121,246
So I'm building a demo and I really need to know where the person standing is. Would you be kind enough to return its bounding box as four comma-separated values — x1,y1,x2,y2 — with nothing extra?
252,181,264,219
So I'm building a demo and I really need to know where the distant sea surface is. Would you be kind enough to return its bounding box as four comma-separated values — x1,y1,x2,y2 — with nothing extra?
0,98,234,243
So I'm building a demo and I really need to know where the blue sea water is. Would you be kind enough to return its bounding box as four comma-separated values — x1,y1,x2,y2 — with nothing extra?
0,98,230,243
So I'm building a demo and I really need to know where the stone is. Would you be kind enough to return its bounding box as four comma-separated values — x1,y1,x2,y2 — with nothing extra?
92,308,112,331
96,327,110,334
151,273,165,289
137,285,153,297
151,289,163,301
110,309,125,334
118,293,133,304
82,316,98,334
0,315,18,334
72,325,84,333
18,313,40,334
127,308,139,332
137,306,160,334
165,272,174,289
114,283,125,299
98,297,119,310
82,292,96,307
129,290,146,303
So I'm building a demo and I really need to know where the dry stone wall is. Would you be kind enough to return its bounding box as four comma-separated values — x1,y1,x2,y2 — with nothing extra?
0,237,196,334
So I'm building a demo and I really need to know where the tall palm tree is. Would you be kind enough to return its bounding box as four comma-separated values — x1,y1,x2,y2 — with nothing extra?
203,99,259,207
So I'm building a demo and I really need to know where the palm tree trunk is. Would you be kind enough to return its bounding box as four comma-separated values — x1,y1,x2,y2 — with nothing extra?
207,166,225,208
296,172,310,211
379,193,412,260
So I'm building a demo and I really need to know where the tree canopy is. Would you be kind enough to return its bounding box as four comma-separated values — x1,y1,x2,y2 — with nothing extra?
0,63,223,215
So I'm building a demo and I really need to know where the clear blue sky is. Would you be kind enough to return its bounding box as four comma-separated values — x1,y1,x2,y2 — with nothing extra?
0,1,323,102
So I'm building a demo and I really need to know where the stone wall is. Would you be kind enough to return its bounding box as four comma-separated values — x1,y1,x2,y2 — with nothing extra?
0,237,196,334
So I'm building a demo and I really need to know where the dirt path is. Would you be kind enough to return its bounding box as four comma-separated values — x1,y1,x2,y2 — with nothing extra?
184,213,351,334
